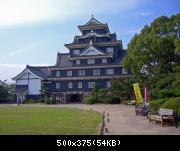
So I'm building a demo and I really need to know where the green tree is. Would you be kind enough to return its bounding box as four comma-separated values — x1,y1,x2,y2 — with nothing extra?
91,85,100,101
110,78,135,101
123,14,180,78
0,80,9,100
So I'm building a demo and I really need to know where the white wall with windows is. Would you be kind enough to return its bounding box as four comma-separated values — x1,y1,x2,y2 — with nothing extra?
15,69,42,95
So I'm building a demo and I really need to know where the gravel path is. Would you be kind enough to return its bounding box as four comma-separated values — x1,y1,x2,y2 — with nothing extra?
2,104,180,135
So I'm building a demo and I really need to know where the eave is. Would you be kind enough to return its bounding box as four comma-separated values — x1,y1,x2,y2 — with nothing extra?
49,64,123,70
68,55,112,60
78,24,108,31
64,41,121,49
47,75,132,81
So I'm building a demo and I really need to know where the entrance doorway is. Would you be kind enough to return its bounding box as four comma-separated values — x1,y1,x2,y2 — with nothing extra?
69,94,82,103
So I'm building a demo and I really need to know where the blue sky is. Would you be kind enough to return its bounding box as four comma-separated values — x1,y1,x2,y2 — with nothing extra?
0,0,179,82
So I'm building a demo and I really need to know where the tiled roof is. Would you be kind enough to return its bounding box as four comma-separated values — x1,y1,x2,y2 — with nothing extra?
27,65,51,78
55,53,72,67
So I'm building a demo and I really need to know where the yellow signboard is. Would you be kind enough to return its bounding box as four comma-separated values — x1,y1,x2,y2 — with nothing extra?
133,83,143,104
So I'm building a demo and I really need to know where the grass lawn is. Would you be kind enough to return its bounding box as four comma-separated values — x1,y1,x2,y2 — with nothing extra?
0,106,102,135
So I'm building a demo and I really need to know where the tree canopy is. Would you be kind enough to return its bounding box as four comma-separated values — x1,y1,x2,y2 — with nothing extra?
123,14,180,78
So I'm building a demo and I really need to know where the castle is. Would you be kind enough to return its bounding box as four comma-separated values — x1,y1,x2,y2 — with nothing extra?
13,16,130,103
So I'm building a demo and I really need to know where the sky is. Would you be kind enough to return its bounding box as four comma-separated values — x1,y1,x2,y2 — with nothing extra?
0,0,179,82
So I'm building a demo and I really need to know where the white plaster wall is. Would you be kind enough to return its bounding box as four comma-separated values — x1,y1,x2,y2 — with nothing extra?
28,79,41,95
15,69,42,95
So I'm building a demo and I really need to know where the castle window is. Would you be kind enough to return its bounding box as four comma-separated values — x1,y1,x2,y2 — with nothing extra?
56,83,60,89
78,82,82,89
67,71,72,76
56,71,60,77
106,47,113,54
106,81,111,88
78,70,85,76
88,82,96,88
73,49,80,55
76,60,80,65
87,59,95,64
68,82,73,89
106,69,114,75
102,58,107,63
93,69,100,75
122,68,128,74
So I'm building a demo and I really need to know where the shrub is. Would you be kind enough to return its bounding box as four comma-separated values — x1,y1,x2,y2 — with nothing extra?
23,99,36,104
121,100,131,105
37,99,44,103
51,99,57,104
159,88,180,98
103,97,112,104
111,97,120,104
149,99,167,113
161,97,180,115
84,97,96,104
162,97,180,109
45,99,50,104
45,99,57,104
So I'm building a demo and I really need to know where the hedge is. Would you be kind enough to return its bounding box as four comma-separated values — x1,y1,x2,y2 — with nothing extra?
84,97,96,104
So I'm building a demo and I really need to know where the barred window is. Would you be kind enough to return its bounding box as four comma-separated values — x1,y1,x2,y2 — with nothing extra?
87,59,95,64
73,49,80,55
93,69,100,75
88,82,96,88
106,69,114,75
78,70,85,76
68,82,73,89
102,58,107,63
122,68,128,74
78,82,82,89
56,71,60,77
106,81,111,88
106,47,113,54
67,71,72,76
76,60,80,65
56,83,60,89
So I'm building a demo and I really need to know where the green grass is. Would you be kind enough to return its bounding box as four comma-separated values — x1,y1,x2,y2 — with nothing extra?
0,106,102,135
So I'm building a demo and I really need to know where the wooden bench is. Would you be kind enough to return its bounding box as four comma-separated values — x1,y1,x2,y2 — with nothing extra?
148,108,177,128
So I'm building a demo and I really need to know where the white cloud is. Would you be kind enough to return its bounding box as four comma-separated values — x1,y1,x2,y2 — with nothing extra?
0,0,146,26
0,39,47,62
0,63,49,82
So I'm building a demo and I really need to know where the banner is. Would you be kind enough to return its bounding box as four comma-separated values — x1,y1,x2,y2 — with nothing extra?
133,83,143,104
144,87,149,102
